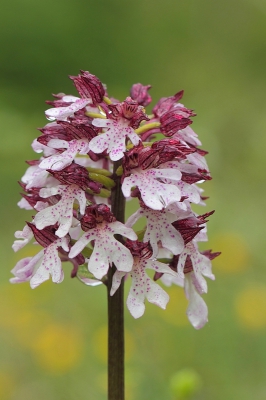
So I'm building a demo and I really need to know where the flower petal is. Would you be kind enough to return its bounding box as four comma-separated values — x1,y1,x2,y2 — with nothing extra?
122,170,181,210
12,224,34,252
88,241,110,279
110,221,138,240
69,231,97,258
111,242,134,273
110,270,126,295
45,99,90,121
184,273,208,329
146,279,169,310
127,289,146,318
30,238,67,288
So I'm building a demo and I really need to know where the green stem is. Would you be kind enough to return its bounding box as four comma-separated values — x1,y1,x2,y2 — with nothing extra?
107,159,125,400
134,121,161,135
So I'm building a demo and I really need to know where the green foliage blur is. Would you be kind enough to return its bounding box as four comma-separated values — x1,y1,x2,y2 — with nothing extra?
1,1,266,399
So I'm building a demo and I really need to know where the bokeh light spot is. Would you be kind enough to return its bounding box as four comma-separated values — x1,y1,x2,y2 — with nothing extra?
170,368,202,399
209,232,249,273
32,323,84,374
0,284,52,349
235,285,266,330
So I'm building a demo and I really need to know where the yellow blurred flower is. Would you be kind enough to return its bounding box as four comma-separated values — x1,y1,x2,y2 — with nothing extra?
208,232,249,273
31,323,84,374
235,284,266,330
0,284,51,349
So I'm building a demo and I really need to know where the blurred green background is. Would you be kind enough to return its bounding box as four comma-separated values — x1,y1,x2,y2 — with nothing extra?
1,1,266,399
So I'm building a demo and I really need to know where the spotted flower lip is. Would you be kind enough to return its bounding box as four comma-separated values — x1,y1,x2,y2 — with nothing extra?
10,236,69,288
111,241,178,318
69,220,137,280
163,243,220,329
20,162,51,190
10,254,43,284
88,97,149,161
126,205,184,257
30,236,69,288
45,98,91,121
177,241,215,294
34,184,86,238
122,167,182,210
89,118,141,161
39,140,93,172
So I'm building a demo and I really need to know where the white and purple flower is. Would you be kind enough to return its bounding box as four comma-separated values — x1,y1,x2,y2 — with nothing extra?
11,236,69,288
11,71,219,330
34,184,86,238
69,219,137,279
111,241,178,318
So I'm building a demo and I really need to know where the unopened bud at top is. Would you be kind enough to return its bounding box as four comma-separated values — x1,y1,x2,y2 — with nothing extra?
70,70,105,104
130,83,152,107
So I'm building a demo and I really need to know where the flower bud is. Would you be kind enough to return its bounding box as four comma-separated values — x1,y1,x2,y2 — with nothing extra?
130,83,152,107
80,204,116,231
70,70,105,104
152,90,184,118
160,110,193,137
48,162,102,193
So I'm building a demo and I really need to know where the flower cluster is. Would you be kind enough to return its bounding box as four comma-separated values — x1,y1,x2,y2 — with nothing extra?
11,71,220,329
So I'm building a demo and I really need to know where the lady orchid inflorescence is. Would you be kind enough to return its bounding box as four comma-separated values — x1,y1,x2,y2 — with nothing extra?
11,71,220,329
